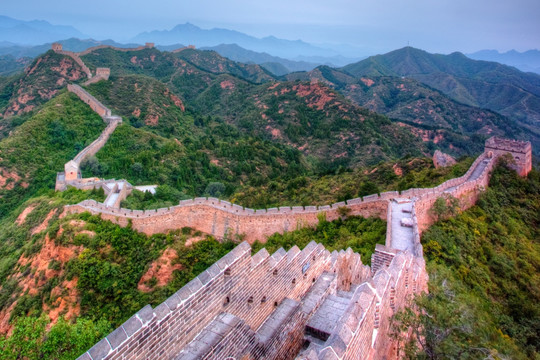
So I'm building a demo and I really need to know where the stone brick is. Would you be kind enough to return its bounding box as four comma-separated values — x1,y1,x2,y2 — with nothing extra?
107,327,128,350
87,338,112,360
137,305,154,324
153,303,170,321
75,352,92,360
122,314,143,337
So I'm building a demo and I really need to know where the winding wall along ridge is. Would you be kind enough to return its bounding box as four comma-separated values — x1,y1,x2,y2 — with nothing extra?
49,42,532,360
64,149,501,244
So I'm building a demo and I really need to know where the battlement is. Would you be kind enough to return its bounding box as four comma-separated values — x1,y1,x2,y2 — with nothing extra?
65,193,390,242
51,42,62,51
485,136,532,176
63,149,497,244
77,241,423,360
67,84,112,118
485,136,531,153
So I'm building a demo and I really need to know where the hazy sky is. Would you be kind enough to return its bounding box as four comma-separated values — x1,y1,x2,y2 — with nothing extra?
3,0,540,54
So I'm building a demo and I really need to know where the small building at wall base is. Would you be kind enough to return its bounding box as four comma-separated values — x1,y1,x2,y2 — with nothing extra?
64,160,81,181
95,68,110,80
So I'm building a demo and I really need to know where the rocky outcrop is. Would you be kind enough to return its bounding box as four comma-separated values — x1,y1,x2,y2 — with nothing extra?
432,149,457,168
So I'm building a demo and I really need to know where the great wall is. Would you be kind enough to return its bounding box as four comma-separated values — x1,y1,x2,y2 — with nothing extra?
49,44,533,359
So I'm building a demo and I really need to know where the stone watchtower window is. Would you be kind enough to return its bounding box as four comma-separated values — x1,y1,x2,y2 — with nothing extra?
223,296,230,306
261,296,267,303
273,269,278,276
224,268,231,276
247,296,254,304
292,278,296,284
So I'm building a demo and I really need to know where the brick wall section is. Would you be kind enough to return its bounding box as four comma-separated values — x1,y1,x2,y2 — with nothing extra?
83,68,110,86
174,312,255,359
72,119,120,165
64,139,529,244
54,50,93,79
78,44,151,56
370,244,399,275
311,252,420,360
485,137,532,177
77,241,370,360
67,84,112,118
64,197,388,244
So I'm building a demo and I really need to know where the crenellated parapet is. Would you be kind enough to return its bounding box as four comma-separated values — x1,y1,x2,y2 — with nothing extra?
76,240,424,360
485,136,532,176
63,146,504,244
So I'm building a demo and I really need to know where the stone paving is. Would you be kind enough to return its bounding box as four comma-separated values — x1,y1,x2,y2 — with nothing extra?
390,199,414,252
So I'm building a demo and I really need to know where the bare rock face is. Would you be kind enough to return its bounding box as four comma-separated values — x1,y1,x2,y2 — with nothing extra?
433,150,457,168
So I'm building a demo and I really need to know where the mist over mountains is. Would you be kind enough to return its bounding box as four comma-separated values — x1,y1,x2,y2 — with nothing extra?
467,49,540,74
1,14,539,74
131,22,355,60
0,15,88,45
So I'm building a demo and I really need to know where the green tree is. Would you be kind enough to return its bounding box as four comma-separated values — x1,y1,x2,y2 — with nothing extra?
0,315,111,360
430,194,460,221
204,182,226,198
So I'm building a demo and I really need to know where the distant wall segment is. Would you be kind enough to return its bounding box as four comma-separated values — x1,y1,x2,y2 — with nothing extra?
65,196,389,243
65,137,533,244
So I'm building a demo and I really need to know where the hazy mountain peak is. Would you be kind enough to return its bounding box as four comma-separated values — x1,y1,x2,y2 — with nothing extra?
131,23,338,59
0,15,88,45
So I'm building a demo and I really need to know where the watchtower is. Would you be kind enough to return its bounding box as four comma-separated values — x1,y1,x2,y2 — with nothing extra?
485,137,532,176
96,68,111,80
64,160,81,181
145,42,155,48
51,42,63,52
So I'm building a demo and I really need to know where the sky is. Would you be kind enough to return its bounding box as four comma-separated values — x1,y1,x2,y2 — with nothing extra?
3,0,540,55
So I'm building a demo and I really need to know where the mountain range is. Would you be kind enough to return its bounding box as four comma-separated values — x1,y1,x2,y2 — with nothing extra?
131,23,350,60
0,15,88,45
342,47,540,129
468,49,540,74
0,38,349,77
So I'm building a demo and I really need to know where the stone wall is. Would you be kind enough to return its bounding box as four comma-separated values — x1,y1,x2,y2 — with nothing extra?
53,49,93,79
63,147,499,244
65,195,389,243
83,68,110,86
72,119,120,165
78,44,150,56
77,241,363,360
76,240,426,360
67,84,111,118
485,136,532,176
172,45,197,53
